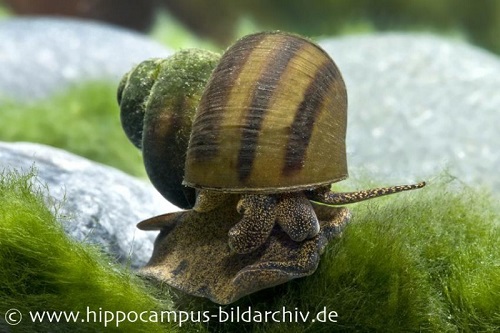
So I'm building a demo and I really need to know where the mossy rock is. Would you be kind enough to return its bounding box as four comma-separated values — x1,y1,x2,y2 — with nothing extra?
0,168,178,332
0,168,498,332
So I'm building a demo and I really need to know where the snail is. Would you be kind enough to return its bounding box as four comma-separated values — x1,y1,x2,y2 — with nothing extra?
181,31,425,254
118,31,425,304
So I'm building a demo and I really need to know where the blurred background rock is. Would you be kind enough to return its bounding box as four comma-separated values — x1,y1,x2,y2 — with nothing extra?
1,0,499,53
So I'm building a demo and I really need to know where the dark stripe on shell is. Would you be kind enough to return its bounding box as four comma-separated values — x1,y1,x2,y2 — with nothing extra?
282,59,338,175
143,91,197,209
237,36,306,182
189,34,267,161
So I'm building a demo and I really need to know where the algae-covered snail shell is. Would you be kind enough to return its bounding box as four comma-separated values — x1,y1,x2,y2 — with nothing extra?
117,49,220,209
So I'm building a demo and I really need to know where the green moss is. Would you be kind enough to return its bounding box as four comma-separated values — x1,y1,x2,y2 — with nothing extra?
278,177,499,332
170,176,499,332
0,81,145,177
0,169,177,332
0,168,498,332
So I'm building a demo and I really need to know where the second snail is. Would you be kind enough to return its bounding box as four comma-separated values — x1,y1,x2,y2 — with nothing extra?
118,31,425,304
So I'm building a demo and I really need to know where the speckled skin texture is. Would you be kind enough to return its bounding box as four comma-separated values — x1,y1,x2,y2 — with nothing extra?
137,193,350,304
229,192,320,253
205,182,426,255
307,182,426,204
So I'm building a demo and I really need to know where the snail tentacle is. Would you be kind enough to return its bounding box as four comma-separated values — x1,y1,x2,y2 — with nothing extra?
307,182,426,205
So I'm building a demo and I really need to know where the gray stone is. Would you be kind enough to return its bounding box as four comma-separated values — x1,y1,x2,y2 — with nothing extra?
0,17,171,101
0,141,179,268
319,34,499,193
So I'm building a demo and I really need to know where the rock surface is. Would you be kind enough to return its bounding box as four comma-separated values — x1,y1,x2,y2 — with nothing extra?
0,17,170,101
319,34,499,193
0,141,179,268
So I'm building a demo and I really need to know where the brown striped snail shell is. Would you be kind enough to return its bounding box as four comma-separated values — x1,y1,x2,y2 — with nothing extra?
118,49,220,209
184,31,348,191
181,32,424,254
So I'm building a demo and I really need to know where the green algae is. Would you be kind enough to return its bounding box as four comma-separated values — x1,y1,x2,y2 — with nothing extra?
0,82,145,177
0,169,178,332
0,169,498,332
